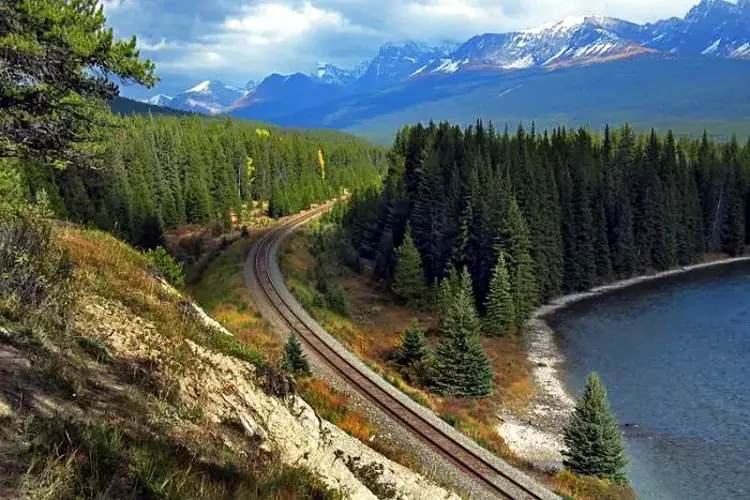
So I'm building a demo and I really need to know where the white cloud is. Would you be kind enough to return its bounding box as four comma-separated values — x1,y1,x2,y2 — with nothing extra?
138,38,170,52
224,2,352,45
106,0,711,97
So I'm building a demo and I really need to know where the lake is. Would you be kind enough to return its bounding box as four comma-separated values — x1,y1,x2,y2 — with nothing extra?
553,263,750,500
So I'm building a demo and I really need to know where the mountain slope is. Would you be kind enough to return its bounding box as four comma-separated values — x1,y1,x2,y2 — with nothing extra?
275,55,750,141
227,73,350,121
169,80,244,114
644,0,750,57
109,96,192,117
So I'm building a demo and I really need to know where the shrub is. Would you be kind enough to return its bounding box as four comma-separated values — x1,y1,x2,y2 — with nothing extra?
343,455,398,500
145,246,185,288
325,284,349,317
554,469,637,500
0,200,75,336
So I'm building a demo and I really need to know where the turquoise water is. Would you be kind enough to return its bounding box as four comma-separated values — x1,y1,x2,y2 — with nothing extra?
553,265,750,500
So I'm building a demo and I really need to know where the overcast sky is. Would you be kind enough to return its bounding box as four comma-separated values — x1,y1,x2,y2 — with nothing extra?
102,0,705,98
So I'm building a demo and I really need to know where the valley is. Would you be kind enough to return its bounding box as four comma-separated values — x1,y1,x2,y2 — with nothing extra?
4,0,750,499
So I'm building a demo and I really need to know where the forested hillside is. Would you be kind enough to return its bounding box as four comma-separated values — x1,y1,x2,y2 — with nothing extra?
18,115,386,249
343,122,750,319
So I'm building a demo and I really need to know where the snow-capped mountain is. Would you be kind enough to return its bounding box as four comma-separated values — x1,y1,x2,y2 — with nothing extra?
314,62,367,86
146,94,172,107
644,0,750,58
424,16,650,75
145,1,750,117
355,41,457,92
168,80,244,115
227,72,350,121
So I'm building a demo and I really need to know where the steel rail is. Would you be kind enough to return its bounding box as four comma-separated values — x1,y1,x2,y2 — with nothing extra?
250,206,556,500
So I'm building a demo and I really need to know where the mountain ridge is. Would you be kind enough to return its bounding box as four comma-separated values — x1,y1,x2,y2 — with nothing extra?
144,0,750,130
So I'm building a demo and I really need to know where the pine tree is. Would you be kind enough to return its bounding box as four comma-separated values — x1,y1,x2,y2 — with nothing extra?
562,372,629,485
397,326,429,367
0,0,156,161
281,334,310,376
391,228,425,306
497,197,538,328
483,253,515,337
432,268,493,398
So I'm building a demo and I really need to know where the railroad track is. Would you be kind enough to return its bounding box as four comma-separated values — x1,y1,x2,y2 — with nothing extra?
249,205,558,500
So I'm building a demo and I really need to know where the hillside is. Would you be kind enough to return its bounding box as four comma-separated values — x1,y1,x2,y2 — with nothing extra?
275,55,750,142
0,216,459,499
109,96,192,118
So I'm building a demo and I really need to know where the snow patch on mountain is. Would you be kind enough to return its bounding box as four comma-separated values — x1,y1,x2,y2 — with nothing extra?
503,55,536,69
702,38,722,54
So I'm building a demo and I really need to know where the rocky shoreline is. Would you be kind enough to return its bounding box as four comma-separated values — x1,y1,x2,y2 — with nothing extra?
497,256,750,468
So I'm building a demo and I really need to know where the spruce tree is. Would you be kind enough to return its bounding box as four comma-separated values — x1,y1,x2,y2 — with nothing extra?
498,197,538,329
391,228,425,306
432,268,493,398
397,326,429,367
281,334,310,376
562,372,629,485
483,253,515,337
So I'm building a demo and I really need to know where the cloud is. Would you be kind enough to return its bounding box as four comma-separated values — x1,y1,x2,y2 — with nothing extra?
105,0,706,98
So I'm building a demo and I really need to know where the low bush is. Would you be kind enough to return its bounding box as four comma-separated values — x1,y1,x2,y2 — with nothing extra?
553,469,637,500
0,200,75,336
146,246,185,288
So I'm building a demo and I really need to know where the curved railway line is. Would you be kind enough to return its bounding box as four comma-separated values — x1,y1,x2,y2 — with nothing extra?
248,205,558,500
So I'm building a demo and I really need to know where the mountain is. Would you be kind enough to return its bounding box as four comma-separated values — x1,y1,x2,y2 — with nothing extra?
109,96,192,117
275,55,750,142
147,94,173,106
424,16,650,75
227,73,350,121
644,0,750,58
315,62,366,86
355,41,456,92
144,0,750,134
168,80,244,114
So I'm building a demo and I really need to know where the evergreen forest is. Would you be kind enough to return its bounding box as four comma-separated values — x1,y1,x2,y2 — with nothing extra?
15,115,386,249
342,122,750,327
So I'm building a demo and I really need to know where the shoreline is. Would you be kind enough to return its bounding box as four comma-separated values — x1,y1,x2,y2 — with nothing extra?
497,255,750,467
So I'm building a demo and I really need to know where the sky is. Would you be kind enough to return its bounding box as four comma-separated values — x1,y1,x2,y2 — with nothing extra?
101,0,705,99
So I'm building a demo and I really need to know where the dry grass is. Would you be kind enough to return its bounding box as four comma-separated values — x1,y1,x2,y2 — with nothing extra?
188,237,282,362
299,378,374,442
553,469,637,500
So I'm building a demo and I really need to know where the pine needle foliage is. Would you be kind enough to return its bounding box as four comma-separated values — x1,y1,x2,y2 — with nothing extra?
432,268,493,398
281,334,310,376
391,228,425,307
483,252,515,337
563,372,629,485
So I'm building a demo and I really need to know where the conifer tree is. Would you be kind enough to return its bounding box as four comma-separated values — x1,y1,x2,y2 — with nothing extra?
397,326,429,367
281,334,310,376
432,268,493,398
391,227,425,306
498,197,538,328
483,253,515,337
562,372,629,485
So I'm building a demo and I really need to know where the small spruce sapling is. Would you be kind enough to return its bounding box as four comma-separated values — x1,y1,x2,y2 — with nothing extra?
281,334,310,376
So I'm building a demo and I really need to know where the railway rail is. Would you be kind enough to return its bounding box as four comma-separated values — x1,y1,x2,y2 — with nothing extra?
249,205,558,500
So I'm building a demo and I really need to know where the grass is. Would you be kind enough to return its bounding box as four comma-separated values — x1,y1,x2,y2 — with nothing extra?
280,229,535,466
300,378,374,442
553,469,637,500
188,237,282,362
60,227,266,368
19,416,342,500
0,221,344,500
